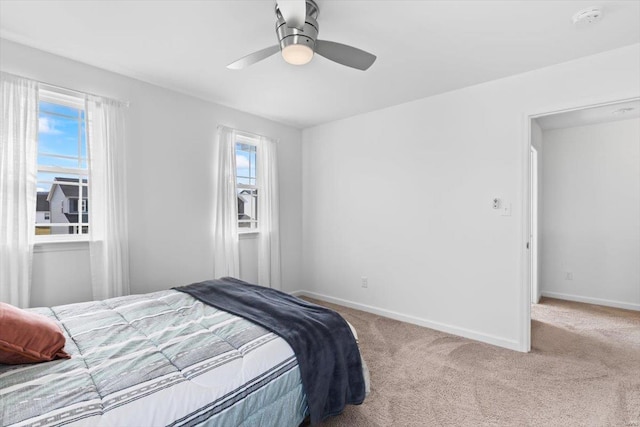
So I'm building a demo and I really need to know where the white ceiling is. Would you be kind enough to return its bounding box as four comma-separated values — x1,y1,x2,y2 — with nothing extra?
536,99,640,130
1,1,639,129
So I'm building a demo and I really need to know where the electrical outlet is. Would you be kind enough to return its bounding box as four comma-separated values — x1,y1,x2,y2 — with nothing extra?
361,276,368,288
565,272,573,281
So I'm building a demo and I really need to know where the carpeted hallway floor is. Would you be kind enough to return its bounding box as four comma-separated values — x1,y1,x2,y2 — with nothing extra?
308,297,640,426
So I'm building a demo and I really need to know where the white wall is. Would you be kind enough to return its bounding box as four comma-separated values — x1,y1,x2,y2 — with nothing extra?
540,118,640,310
0,38,303,306
31,243,92,307
302,44,640,351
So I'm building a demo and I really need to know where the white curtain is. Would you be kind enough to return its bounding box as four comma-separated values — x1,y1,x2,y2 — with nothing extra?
0,73,38,308
212,126,240,278
257,136,281,289
86,96,130,300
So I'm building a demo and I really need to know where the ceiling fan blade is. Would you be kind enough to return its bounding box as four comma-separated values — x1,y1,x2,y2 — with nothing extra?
315,40,377,71
227,45,281,70
277,0,306,29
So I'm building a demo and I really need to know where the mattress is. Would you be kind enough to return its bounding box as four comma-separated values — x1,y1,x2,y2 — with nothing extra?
0,290,309,427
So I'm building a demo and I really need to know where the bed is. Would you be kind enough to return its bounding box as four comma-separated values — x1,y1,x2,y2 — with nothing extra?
0,279,368,427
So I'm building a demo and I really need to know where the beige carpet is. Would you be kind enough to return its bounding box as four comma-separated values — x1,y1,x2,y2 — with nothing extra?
307,297,640,426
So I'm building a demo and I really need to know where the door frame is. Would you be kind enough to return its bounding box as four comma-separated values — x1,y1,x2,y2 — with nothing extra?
519,95,640,352
530,146,539,305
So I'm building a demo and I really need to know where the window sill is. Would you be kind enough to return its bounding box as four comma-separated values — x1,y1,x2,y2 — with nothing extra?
238,231,259,239
34,237,90,253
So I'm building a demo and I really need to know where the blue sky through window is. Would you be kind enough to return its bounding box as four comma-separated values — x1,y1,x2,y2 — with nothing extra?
37,100,87,192
236,142,256,186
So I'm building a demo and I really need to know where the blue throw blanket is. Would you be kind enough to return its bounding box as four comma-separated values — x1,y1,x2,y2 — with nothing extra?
174,277,366,425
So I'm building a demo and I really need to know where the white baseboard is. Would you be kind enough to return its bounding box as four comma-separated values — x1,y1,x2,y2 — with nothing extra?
289,290,523,352
540,291,640,311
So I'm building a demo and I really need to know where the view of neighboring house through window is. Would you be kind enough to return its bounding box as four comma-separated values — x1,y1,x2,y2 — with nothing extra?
236,137,258,231
35,88,89,237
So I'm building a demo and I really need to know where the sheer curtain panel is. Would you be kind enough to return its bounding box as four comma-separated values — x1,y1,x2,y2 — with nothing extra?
0,73,38,308
212,126,240,278
257,136,281,289
86,97,130,300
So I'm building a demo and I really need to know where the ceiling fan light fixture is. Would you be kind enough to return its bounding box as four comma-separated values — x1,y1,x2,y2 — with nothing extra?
282,43,314,65
227,0,376,71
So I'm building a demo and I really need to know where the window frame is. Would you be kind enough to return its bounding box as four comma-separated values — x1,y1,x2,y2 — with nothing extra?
235,134,259,234
35,87,90,243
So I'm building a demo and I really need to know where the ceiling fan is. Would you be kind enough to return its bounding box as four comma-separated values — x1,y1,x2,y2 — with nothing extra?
227,0,376,71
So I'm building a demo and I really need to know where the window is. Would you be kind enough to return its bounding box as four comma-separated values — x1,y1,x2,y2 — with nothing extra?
35,88,89,238
68,197,89,213
236,137,258,231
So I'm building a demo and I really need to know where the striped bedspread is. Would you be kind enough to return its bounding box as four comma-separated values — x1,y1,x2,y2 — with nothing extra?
0,290,307,427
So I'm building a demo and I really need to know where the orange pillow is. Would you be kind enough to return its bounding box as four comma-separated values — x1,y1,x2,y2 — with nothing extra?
0,302,71,364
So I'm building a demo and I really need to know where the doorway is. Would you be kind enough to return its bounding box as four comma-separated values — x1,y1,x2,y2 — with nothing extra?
523,96,640,352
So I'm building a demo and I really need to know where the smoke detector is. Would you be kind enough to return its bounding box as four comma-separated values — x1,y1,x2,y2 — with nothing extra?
573,7,602,25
